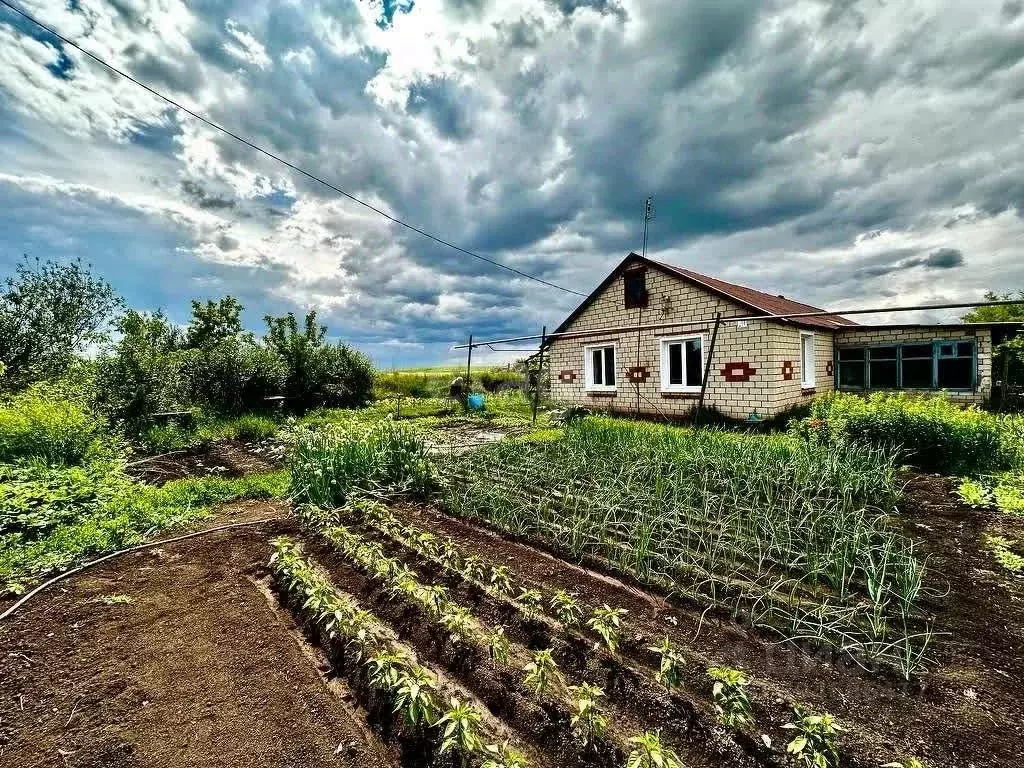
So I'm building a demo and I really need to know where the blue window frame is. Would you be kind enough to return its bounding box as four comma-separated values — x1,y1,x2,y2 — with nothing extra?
834,340,977,391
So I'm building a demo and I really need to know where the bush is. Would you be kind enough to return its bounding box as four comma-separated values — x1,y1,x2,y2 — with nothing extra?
182,339,286,414
0,384,104,464
796,392,1019,475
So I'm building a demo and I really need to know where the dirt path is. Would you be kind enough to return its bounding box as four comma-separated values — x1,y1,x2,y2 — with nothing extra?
0,504,397,768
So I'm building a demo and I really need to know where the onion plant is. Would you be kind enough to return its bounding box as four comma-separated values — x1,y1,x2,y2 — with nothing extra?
439,418,936,677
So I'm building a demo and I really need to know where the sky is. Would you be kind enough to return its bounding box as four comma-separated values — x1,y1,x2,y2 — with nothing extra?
1,0,1024,367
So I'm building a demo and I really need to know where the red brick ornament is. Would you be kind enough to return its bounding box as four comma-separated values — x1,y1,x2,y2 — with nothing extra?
781,360,795,381
558,370,577,383
721,361,757,382
625,366,650,384
825,360,834,376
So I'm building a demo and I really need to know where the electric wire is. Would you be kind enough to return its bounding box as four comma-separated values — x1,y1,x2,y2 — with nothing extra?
0,0,587,298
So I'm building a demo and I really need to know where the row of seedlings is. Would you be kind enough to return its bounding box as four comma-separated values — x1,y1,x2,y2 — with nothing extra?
343,499,862,768
269,537,532,768
315,516,686,768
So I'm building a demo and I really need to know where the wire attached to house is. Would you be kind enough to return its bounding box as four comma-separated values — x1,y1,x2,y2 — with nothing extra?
0,0,587,299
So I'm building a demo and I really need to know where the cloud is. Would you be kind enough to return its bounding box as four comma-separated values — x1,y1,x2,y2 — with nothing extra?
0,0,1023,366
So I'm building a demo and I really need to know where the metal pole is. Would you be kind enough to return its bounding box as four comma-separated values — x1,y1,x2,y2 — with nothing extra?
465,334,473,411
532,326,546,423
696,313,722,422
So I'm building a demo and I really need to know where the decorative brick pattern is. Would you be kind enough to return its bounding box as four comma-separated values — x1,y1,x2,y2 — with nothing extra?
825,360,834,376
558,370,577,383
721,361,757,382
625,366,650,383
781,360,795,380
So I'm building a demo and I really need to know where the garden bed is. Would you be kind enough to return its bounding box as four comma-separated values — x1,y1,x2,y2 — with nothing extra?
127,439,284,485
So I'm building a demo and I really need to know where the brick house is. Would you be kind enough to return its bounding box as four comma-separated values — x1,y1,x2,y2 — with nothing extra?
545,253,997,420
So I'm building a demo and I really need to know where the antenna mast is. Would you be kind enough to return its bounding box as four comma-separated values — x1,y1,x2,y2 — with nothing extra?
641,196,654,258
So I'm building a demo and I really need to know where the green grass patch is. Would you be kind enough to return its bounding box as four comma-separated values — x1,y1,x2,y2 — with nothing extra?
0,384,105,464
140,412,282,453
0,460,289,595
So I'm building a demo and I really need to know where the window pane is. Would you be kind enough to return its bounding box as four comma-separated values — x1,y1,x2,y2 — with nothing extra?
870,360,898,389
902,358,933,389
957,342,975,357
839,361,866,388
939,343,956,357
592,349,603,385
938,357,972,389
624,273,647,308
604,346,615,386
870,346,898,360
668,343,682,385
902,344,932,358
838,348,865,362
684,339,703,387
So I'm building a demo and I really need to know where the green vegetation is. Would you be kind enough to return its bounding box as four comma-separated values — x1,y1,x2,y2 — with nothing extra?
0,383,105,464
984,535,1024,574
708,666,754,728
783,705,843,767
442,417,931,677
626,731,684,768
797,392,1022,476
375,365,523,399
957,473,1024,516
289,421,435,507
0,457,287,594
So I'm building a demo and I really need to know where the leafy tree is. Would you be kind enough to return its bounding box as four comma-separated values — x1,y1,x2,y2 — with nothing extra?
963,292,1024,410
0,256,122,389
263,310,374,411
961,291,1024,323
94,310,187,426
185,296,245,348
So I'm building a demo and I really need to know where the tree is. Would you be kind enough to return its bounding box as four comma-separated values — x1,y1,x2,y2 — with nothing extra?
263,310,374,411
94,310,187,426
185,296,245,348
962,292,1024,411
960,291,1024,323
0,256,123,388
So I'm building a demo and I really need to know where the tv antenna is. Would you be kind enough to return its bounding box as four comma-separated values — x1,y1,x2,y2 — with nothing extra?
641,197,655,258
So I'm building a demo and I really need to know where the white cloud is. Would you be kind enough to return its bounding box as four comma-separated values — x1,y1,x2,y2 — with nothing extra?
224,19,272,70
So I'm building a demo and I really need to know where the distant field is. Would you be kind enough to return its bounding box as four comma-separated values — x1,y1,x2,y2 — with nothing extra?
375,364,522,398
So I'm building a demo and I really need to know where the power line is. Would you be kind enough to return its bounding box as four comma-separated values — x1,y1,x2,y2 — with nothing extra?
0,0,587,298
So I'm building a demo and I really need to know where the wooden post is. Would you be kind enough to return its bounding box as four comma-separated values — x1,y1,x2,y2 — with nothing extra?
464,334,473,411
696,313,722,423
532,326,546,424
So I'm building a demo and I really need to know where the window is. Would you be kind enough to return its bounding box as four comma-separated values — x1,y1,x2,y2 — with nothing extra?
869,346,898,389
584,344,616,391
938,341,974,389
835,340,976,391
624,270,648,309
660,335,704,392
838,348,867,389
800,332,816,388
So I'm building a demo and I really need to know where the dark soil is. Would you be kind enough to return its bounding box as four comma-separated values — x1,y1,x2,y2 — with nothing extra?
0,507,397,768
127,440,282,485
389,472,1024,768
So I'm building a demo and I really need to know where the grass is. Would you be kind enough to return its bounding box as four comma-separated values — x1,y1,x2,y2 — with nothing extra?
0,384,105,464
140,412,281,453
0,459,288,595
440,417,932,677
375,366,523,399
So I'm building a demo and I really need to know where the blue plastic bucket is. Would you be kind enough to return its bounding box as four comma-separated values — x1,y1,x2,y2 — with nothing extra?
467,393,485,410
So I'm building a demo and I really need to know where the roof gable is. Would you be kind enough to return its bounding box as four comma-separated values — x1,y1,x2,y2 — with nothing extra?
551,253,856,336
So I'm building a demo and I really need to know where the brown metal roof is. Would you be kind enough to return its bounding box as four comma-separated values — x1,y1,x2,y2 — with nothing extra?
654,261,859,330
550,253,857,337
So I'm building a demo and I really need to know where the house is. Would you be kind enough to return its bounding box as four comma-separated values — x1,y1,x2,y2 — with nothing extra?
545,252,1002,420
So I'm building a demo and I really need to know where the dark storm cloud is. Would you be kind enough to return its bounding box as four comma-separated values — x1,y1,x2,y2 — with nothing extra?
180,180,237,210
850,248,966,281
923,248,965,268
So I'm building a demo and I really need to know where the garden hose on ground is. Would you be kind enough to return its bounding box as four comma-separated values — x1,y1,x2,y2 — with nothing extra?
0,518,285,622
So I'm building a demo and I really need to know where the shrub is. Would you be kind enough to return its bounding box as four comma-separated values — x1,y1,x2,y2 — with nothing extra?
264,311,374,411
182,339,286,415
797,392,1018,475
0,384,104,464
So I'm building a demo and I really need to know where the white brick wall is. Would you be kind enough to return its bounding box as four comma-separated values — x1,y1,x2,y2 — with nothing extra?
546,259,834,419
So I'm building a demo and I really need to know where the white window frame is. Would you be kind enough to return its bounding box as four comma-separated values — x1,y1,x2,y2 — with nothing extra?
583,342,618,392
800,332,816,388
659,334,705,393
